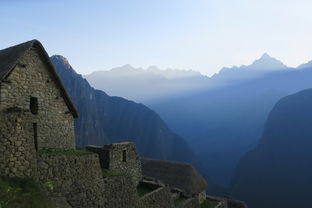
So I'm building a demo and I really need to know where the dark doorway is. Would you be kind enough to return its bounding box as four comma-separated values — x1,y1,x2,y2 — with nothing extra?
122,150,127,162
33,123,38,150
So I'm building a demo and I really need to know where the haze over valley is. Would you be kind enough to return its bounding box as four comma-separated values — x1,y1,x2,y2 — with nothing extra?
83,53,312,207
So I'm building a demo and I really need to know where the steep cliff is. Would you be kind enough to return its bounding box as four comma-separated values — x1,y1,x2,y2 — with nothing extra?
50,55,201,166
231,89,312,208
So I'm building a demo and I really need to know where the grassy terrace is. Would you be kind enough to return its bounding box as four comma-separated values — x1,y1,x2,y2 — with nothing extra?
37,149,92,155
0,177,51,208
200,199,220,208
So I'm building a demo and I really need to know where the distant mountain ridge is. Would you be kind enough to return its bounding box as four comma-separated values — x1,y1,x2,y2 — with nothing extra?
84,64,211,102
84,54,290,102
145,65,204,79
297,60,312,69
88,64,205,80
217,53,287,72
211,53,289,84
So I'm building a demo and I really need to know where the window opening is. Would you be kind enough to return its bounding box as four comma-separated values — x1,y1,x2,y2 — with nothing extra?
30,96,38,114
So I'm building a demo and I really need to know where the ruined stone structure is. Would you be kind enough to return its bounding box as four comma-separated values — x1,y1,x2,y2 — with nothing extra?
87,142,141,186
0,40,246,208
141,158,207,204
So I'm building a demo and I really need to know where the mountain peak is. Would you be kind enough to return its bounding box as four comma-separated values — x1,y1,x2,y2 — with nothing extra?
110,64,140,73
260,53,271,59
250,53,287,70
147,65,160,71
119,64,135,70
51,55,70,66
50,55,77,74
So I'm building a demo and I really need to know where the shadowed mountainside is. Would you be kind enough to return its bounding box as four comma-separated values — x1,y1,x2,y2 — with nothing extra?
231,89,312,208
50,55,223,194
51,55,199,162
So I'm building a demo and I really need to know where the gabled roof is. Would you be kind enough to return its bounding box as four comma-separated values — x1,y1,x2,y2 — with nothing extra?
0,40,78,117
141,158,207,195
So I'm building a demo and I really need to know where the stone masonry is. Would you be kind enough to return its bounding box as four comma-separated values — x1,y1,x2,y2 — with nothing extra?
0,111,37,178
0,47,75,151
87,142,142,186
138,186,174,208
37,153,105,208
102,174,138,208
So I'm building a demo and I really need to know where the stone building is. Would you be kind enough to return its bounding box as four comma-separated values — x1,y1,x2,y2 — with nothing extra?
86,142,141,186
0,40,78,179
0,40,105,207
141,158,208,204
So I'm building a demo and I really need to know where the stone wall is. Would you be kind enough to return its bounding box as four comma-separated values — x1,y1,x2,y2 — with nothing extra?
0,48,75,150
88,142,141,186
85,145,109,169
139,186,174,208
102,175,138,208
0,111,38,178
37,153,105,208
176,197,199,208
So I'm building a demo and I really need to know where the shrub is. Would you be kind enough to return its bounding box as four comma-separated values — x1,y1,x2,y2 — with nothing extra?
0,177,51,208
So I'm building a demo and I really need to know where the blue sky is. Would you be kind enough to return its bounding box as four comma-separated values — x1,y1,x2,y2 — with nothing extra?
1,0,312,75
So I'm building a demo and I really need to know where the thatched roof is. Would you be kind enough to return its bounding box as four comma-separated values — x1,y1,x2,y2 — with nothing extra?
0,40,78,118
141,158,207,195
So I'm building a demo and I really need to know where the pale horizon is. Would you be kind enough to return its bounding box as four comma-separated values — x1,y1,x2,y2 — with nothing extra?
1,0,312,76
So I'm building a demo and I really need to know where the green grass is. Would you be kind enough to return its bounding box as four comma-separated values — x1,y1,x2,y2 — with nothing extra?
200,199,219,208
0,177,51,208
102,169,125,177
37,149,92,155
